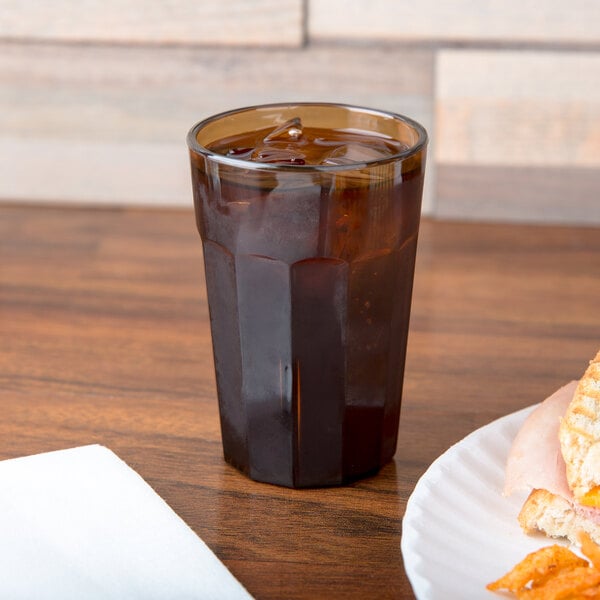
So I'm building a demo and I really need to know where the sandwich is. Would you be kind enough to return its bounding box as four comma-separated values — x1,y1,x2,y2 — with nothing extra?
504,349,600,545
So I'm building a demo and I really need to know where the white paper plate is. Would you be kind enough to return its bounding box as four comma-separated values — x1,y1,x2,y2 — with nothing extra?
401,404,568,600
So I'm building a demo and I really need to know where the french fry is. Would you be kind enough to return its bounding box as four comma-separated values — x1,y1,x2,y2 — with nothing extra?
568,585,600,598
487,546,589,593
487,531,600,597
518,566,600,600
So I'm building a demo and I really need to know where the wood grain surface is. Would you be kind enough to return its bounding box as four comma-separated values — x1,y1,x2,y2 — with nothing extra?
0,42,433,142
0,0,304,47
0,42,434,210
1,204,599,599
436,164,600,225
436,50,600,168
308,0,600,44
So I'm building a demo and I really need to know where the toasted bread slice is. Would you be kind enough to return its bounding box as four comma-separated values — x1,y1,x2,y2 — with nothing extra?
519,488,600,545
559,351,600,504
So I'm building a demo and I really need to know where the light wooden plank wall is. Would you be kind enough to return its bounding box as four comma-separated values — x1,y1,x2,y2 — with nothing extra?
0,43,433,207
436,50,600,224
309,0,600,45
1,0,599,224
0,1,305,46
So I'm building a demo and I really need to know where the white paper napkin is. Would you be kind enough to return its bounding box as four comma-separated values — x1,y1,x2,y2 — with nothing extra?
0,444,253,600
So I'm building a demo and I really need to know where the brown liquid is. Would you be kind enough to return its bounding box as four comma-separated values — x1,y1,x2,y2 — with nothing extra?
207,118,409,166
193,118,423,487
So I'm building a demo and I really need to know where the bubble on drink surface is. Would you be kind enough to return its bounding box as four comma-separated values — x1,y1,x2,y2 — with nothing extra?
263,117,303,143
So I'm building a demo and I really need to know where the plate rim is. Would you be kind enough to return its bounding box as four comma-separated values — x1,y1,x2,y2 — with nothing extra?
401,403,538,599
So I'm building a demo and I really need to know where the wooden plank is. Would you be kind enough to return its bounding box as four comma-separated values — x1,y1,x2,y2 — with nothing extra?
436,50,600,167
0,0,304,47
0,138,191,206
436,165,600,225
0,42,434,210
308,0,600,45
0,43,433,142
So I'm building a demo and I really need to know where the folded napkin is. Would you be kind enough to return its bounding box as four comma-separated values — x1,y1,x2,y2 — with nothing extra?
0,445,253,600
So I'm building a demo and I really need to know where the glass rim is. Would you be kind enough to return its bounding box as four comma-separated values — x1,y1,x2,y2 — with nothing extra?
186,102,428,173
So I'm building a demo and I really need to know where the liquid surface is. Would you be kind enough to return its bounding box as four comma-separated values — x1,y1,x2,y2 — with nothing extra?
207,117,409,166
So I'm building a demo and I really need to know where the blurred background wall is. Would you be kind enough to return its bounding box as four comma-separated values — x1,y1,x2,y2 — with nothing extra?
0,0,598,223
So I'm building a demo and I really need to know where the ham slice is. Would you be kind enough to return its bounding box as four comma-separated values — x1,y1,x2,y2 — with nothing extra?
504,380,578,498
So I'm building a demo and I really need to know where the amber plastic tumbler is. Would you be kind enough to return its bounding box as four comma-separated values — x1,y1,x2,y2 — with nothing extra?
187,103,427,487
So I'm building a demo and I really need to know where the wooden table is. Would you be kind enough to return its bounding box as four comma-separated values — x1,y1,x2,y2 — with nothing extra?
1,203,599,599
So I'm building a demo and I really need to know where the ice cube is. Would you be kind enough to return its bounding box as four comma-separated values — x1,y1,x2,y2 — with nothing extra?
263,117,303,143
251,147,306,165
226,147,254,160
321,141,393,166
